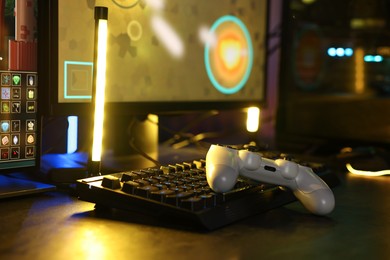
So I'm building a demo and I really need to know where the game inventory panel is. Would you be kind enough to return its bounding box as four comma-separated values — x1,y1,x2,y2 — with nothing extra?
0,71,37,169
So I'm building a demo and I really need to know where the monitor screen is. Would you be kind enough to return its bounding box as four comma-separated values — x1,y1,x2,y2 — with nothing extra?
0,0,39,172
277,0,390,152
39,0,269,116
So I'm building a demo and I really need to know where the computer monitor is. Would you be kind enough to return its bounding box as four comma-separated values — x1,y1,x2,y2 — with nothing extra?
39,0,269,115
37,0,270,176
38,0,270,168
277,0,390,153
0,0,54,198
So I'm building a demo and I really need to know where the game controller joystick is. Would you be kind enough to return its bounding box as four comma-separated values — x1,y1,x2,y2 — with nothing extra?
206,144,335,215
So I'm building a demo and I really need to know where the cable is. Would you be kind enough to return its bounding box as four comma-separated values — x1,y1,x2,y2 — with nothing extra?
157,110,220,147
126,116,161,167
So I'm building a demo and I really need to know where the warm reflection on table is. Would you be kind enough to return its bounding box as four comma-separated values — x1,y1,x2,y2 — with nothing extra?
0,172,389,259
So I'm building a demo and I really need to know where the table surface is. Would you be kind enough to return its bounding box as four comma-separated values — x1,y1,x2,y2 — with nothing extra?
1,162,390,259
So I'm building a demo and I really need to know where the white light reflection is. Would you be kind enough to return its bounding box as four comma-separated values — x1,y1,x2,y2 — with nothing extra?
151,15,184,58
145,0,185,58
145,0,165,11
199,25,217,49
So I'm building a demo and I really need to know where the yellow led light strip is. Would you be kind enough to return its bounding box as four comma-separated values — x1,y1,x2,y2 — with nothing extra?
346,163,390,177
90,6,108,176
91,18,108,162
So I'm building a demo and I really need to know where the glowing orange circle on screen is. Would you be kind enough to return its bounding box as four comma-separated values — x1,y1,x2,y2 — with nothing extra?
205,15,253,94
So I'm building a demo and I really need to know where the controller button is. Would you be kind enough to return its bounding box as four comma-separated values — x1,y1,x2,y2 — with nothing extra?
276,159,299,180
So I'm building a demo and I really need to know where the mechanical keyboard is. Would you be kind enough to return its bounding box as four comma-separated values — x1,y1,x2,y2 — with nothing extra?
76,151,339,230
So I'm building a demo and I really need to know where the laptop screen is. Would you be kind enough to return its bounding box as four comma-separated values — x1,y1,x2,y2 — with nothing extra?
0,0,38,172
0,71,38,170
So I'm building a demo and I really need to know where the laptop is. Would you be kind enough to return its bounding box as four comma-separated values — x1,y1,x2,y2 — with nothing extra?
0,1,55,199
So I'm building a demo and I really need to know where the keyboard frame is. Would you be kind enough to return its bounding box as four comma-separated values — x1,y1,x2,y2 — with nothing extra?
76,163,340,230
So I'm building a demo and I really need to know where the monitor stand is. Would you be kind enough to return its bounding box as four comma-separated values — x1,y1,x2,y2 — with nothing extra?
40,152,90,183
103,114,159,169
0,174,56,199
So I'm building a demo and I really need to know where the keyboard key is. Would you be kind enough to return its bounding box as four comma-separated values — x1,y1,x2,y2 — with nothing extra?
122,181,140,194
101,175,121,189
121,172,140,182
136,185,159,198
183,162,196,169
166,191,194,206
200,193,217,207
193,159,205,168
150,189,176,202
160,165,175,174
181,196,203,211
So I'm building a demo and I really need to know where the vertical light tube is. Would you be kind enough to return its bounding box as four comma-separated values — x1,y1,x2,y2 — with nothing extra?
67,116,78,154
246,107,260,133
355,48,365,94
90,7,108,176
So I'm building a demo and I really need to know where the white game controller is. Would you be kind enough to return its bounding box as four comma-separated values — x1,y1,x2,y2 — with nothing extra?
206,144,335,215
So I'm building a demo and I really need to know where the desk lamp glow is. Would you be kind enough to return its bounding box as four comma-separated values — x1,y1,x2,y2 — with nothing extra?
246,107,260,133
89,6,108,176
